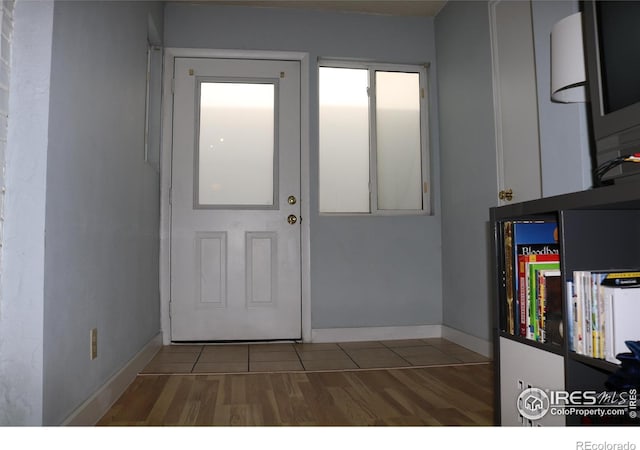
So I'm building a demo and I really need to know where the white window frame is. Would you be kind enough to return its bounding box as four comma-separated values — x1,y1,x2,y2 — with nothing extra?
318,59,431,216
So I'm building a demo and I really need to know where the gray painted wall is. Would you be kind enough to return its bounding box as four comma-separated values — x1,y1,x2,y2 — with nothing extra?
436,0,594,342
435,1,498,341
42,1,163,425
0,0,53,425
164,3,443,329
531,0,592,195
0,0,14,281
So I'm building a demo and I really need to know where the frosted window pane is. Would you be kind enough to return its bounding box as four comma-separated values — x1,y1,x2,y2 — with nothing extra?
198,82,275,206
319,67,370,213
376,71,422,210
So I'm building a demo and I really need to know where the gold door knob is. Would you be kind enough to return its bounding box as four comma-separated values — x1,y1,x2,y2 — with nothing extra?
498,189,513,201
287,195,297,205
287,214,298,225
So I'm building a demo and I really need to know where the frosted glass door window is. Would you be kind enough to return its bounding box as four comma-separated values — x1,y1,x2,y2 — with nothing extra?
375,71,422,210
197,82,275,206
319,67,370,213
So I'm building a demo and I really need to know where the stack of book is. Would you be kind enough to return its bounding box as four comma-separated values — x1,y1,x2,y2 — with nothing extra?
502,220,562,346
567,271,640,363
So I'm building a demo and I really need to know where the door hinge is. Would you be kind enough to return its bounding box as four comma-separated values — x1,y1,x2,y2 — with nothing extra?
498,188,513,201
420,87,425,99
423,181,429,193
280,71,285,78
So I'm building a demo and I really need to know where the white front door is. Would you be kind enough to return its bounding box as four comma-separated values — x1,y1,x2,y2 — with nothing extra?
170,57,301,341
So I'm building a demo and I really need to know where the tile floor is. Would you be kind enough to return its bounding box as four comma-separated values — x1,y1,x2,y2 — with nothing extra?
141,338,491,374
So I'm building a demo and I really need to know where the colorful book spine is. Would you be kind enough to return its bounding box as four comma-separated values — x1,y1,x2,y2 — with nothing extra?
503,221,515,335
574,272,584,355
518,252,560,340
568,270,640,361
511,221,559,338
528,262,560,341
566,280,575,352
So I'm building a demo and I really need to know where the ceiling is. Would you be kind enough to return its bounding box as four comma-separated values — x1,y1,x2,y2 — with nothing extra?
182,1,448,17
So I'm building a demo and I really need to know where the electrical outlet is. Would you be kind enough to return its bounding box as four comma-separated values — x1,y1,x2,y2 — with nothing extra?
90,328,98,360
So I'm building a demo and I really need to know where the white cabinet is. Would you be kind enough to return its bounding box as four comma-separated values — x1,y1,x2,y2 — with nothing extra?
500,337,565,426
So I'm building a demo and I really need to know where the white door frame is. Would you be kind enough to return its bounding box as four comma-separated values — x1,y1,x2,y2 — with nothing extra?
160,48,311,345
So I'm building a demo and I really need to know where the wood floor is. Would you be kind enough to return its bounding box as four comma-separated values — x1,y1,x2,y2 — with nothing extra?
98,363,494,426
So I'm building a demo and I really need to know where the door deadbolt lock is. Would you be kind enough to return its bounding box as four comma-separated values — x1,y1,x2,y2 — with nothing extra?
499,189,513,201
287,214,298,225
287,195,297,205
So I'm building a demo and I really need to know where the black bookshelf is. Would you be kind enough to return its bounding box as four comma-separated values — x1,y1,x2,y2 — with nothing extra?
490,179,640,426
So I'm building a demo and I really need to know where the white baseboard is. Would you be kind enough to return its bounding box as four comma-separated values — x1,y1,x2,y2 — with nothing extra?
311,325,442,343
441,326,492,358
312,325,491,357
62,332,162,426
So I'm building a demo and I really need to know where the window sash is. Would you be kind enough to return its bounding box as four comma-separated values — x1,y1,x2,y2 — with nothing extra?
318,60,430,215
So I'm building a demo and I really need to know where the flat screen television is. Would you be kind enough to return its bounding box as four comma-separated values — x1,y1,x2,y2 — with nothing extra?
582,0,640,184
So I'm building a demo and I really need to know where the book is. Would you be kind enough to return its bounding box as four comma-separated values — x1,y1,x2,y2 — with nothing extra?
511,221,559,337
582,272,592,357
569,270,640,361
539,270,562,346
593,272,609,359
591,273,603,358
537,268,562,342
573,271,594,356
503,221,515,335
566,280,575,352
528,262,561,341
573,272,584,355
602,286,640,364
518,251,560,338
599,271,640,287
